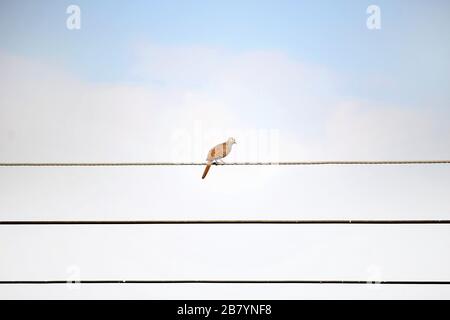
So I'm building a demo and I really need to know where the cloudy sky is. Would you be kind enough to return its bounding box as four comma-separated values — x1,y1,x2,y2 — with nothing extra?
0,0,449,299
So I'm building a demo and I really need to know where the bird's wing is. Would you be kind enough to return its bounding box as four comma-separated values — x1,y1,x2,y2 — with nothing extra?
207,142,228,161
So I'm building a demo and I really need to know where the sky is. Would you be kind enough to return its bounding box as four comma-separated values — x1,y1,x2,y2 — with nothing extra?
0,0,449,299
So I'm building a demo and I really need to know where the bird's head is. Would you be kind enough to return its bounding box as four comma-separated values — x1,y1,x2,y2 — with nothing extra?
227,137,237,145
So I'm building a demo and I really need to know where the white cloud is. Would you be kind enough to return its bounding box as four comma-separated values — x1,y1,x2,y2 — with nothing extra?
2,44,448,164
0,44,448,224
131,43,450,161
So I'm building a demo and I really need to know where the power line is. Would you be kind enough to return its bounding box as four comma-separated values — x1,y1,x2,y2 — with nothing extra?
0,280,449,285
1,219,449,225
2,221,448,287
0,160,450,167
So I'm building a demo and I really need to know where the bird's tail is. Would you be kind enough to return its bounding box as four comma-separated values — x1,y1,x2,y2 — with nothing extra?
202,162,212,179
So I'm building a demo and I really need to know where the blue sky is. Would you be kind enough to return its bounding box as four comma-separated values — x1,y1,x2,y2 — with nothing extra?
1,0,449,107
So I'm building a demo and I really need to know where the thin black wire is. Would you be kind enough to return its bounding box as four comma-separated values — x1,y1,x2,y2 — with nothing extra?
1,219,450,225
1,220,448,285
1,160,450,167
0,280,449,285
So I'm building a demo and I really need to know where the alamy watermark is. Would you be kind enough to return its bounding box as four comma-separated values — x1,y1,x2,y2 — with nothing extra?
66,5,81,30
171,122,280,163
367,5,381,30
66,265,81,290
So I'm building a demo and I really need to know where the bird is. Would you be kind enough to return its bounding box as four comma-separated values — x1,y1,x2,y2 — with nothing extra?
202,137,237,179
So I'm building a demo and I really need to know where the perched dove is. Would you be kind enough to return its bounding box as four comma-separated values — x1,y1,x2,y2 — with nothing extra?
202,137,237,179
